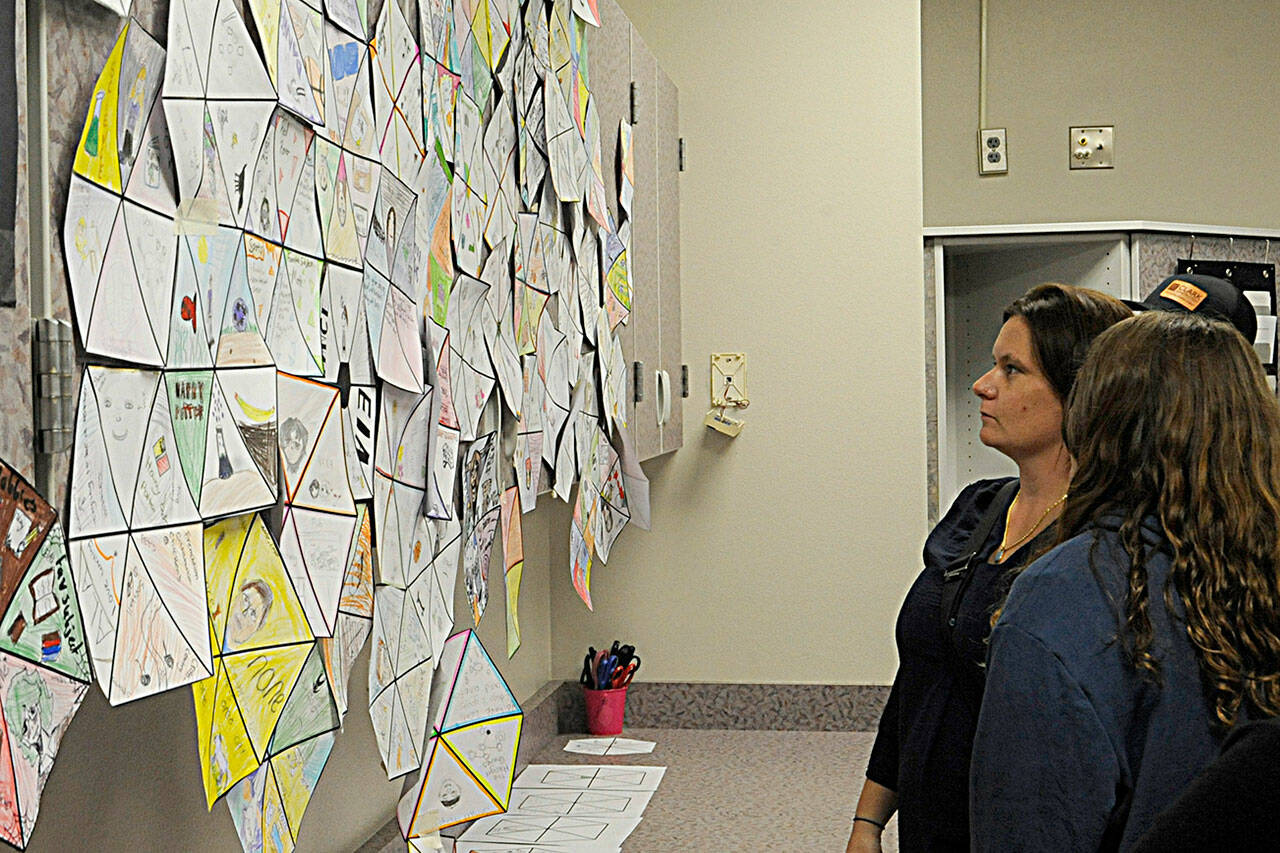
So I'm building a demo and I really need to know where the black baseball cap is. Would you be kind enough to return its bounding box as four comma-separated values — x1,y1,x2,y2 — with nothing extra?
1126,274,1257,341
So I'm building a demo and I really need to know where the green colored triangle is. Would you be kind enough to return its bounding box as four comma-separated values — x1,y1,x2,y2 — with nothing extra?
0,524,91,682
166,371,213,504
266,643,339,757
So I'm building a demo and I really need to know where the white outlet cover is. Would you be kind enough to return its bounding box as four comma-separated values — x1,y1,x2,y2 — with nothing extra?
979,128,1007,175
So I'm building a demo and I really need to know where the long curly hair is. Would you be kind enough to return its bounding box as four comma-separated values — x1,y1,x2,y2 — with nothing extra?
1061,310,1280,725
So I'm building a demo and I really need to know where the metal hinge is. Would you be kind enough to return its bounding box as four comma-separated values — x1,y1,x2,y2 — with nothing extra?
629,82,637,125
34,319,74,454
678,138,685,172
632,361,645,403
681,364,689,398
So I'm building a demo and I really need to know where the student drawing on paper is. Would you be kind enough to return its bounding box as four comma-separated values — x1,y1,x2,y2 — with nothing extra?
121,65,148,170
224,580,273,652
439,779,462,809
4,509,36,559
6,670,55,779
280,417,309,473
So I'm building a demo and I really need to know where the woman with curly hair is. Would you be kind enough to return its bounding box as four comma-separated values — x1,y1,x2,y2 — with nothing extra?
971,311,1280,851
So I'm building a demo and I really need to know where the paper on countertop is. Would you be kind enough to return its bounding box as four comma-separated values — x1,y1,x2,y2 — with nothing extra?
458,813,642,849
564,736,656,755
506,787,654,820
514,764,666,792
456,843,616,853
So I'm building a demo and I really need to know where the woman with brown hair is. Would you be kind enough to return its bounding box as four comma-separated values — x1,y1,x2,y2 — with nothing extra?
971,311,1280,850
848,284,1131,852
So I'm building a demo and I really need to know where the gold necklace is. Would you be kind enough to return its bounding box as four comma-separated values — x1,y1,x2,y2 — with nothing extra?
993,492,1067,563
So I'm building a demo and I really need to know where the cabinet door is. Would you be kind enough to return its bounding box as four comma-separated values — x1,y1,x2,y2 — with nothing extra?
628,28,661,459
656,64,681,453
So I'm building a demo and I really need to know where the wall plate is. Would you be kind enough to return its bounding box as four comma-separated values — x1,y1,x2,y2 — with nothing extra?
979,128,1007,174
1070,126,1114,169
710,353,747,406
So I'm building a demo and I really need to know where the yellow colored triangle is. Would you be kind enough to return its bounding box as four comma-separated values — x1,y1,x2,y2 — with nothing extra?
222,515,315,654
441,715,522,808
261,763,294,853
73,24,124,192
206,514,256,652
273,734,332,839
247,0,283,84
471,3,493,65
194,661,262,809
224,644,313,759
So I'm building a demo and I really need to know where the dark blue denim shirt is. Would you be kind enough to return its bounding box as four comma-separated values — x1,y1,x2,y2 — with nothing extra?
972,517,1222,852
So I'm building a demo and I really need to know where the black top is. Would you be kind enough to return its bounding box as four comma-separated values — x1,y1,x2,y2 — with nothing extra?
1131,717,1280,852
866,477,1053,851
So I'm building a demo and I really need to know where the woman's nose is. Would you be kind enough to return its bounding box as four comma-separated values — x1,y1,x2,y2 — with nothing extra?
973,370,995,398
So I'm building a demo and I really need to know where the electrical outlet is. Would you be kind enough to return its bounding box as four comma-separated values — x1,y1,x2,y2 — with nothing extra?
1070,126,1114,169
978,128,1007,175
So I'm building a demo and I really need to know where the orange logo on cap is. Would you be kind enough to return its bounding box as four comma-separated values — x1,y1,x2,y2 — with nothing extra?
1161,279,1208,311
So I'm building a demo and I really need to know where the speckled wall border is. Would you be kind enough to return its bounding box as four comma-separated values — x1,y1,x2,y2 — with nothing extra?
554,682,891,733
1135,231,1280,301
923,243,939,526
2,0,35,480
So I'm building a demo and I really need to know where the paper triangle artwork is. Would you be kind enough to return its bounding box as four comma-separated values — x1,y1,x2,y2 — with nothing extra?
397,630,523,843
56,0,666,845
0,459,92,849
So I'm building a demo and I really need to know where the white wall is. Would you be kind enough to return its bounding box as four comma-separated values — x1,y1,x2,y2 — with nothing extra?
923,0,1280,228
547,0,929,685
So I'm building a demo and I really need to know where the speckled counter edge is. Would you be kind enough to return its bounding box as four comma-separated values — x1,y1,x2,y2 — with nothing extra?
555,681,891,733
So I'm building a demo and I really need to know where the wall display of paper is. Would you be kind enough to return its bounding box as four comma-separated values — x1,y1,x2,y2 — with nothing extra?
563,737,655,756
482,94,518,252
426,321,462,520
499,488,522,658
568,480,594,610
374,384,433,587
614,423,650,531
368,511,459,778
458,845,614,853
66,23,175,367
618,120,634,220
397,629,523,840
413,142,454,323
319,20,377,157
226,729,335,853
460,432,500,626
601,219,630,330
543,70,586,203
513,356,545,513
514,48,548,212
315,140,381,266
513,214,551,356
481,242,523,418
247,0,326,126
574,218,601,347
0,460,92,850
572,0,601,27
371,0,426,184
536,311,571,474
319,502,374,718
196,513,329,808
325,0,367,40
446,274,499,441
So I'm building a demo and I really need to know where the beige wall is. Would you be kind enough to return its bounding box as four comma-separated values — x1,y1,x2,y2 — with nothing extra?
546,0,929,685
923,0,1280,228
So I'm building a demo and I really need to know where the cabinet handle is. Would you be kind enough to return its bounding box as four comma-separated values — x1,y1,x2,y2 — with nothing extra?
656,370,671,426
